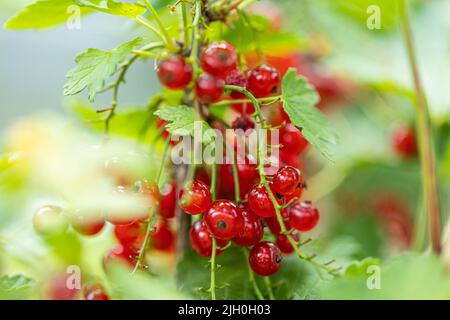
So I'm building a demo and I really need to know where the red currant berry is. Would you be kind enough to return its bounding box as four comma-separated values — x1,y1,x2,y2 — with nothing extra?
157,56,193,89
247,183,280,217
47,275,79,300
151,222,175,252
226,69,248,99
276,232,298,254
231,101,255,115
273,166,302,196
201,42,237,79
232,114,255,132
249,241,282,276
195,74,224,104
264,207,291,235
284,183,304,203
280,124,309,155
247,65,280,98
189,220,227,257
33,205,68,236
195,168,211,187
179,180,212,215
392,125,417,158
103,244,136,269
204,199,244,240
83,283,109,300
71,214,105,236
233,206,263,247
289,201,319,232
219,161,258,198
280,149,302,168
114,220,144,246
159,182,176,219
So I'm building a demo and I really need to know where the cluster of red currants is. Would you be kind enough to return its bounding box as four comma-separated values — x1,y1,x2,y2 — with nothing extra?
158,41,281,106
157,41,320,277
105,181,177,266
33,178,179,300
181,165,319,277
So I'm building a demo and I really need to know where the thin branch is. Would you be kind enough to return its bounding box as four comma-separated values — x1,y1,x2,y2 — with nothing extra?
225,85,340,276
242,248,265,300
135,16,165,42
210,95,282,107
141,0,177,52
104,55,139,135
399,0,441,253
263,277,275,300
209,237,217,300
132,134,172,273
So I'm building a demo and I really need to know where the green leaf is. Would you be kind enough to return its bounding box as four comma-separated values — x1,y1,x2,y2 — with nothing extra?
281,68,337,161
321,253,450,299
4,0,99,30
64,38,142,101
154,106,215,143
344,257,381,277
74,0,146,18
0,275,38,300
271,256,323,300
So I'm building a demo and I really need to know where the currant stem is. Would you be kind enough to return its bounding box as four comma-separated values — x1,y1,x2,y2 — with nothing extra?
225,85,339,276
181,1,191,48
132,134,172,273
210,95,282,107
224,85,268,128
134,16,166,42
132,50,165,59
189,0,202,75
263,277,275,300
242,248,265,300
223,141,241,204
209,236,217,300
103,42,164,134
141,0,177,52
105,55,139,135
399,0,441,253
211,161,217,202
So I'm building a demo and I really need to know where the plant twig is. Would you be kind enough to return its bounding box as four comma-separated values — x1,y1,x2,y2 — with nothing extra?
104,55,139,135
135,16,165,42
209,161,218,300
210,95,282,107
242,248,265,300
141,0,177,52
399,0,441,253
132,134,172,273
209,237,217,300
225,85,340,276
181,1,191,48
263,277,275,300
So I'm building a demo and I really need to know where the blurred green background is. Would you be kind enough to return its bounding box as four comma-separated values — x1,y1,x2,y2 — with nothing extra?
1,0,450,300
